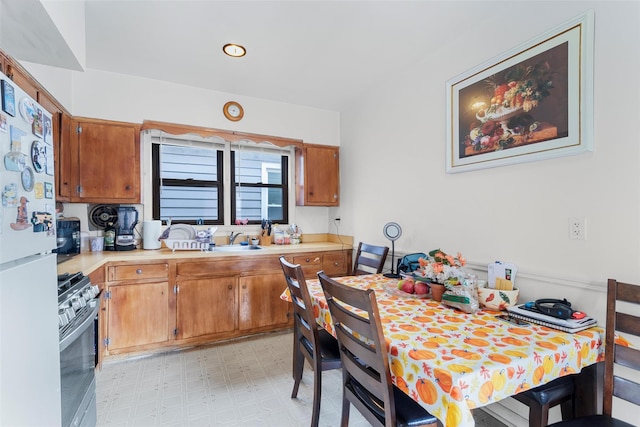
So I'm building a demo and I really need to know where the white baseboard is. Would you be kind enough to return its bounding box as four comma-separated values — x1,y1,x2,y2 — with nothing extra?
479,402,527,427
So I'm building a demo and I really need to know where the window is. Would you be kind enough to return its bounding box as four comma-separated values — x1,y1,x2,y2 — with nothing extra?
231,147,288,224
152,143,223,224
150,131,291,226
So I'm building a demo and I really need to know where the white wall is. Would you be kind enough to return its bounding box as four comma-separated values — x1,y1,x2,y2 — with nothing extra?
339,3,639,425
20,64,341,234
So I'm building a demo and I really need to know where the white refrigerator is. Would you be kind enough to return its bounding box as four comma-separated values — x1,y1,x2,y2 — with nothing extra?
0,71,62,425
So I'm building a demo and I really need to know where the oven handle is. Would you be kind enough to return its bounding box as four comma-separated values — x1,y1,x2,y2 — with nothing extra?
60,301,100,352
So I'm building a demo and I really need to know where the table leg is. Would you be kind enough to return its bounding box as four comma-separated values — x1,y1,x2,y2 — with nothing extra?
573,361,604,417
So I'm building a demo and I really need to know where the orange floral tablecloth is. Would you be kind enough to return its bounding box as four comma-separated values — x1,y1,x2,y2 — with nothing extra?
280,274,605,427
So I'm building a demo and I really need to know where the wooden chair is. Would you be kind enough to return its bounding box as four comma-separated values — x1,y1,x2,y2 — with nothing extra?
353,242,389,275
279,257,341,427
318,271,438,427
548,279,640,427
513,375,575,427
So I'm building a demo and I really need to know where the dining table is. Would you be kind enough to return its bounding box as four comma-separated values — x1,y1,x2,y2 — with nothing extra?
280,273,605,427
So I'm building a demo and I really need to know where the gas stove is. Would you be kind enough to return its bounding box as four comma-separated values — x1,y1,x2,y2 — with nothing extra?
57,272,100,334
57,272,100,427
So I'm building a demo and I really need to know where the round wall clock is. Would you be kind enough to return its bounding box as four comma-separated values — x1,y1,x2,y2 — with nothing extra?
223,101,244,121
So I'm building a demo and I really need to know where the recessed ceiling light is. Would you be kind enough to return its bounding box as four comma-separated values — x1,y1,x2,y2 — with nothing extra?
223,43,246,57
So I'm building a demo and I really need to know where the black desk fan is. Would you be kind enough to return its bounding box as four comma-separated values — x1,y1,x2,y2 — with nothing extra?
383,222,402,278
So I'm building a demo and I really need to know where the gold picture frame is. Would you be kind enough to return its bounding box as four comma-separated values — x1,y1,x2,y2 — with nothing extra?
446,11,594,173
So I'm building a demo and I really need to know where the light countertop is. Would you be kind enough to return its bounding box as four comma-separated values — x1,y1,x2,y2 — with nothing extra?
57,241,353,276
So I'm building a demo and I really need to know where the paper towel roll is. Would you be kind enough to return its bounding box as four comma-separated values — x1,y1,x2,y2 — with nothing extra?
143,220,162,250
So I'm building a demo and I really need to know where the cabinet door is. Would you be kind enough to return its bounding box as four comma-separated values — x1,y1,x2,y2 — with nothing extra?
73,119,141,203
176,277,237,339
239,273,291,331
57,113,74,200
106,281,170,351
296,144,340,206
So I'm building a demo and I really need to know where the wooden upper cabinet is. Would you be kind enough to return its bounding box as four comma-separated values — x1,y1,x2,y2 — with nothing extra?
6,63,38,99
69,118,141,203
56,113,73,201
0,52,8,76
295,144,340,206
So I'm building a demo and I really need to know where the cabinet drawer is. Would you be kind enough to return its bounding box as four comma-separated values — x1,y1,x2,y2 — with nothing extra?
323,252,350,276
292,255,322,267
109,263,168,281
292,254,322,277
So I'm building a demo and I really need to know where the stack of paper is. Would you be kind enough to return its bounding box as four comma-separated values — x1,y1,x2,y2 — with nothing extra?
507,304,597,333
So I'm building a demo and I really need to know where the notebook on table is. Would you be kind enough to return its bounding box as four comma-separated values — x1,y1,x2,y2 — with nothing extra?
506,304,597,333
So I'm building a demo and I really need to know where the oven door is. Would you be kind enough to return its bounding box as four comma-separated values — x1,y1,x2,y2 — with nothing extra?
60,302,99,427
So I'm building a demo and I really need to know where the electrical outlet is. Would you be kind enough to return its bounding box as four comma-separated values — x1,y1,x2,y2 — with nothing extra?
568,217,586,240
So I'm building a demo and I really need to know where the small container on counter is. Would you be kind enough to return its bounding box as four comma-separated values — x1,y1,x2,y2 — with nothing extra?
273,225,285,245
90,237,104,252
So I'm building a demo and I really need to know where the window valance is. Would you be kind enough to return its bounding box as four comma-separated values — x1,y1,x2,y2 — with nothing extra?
141,120,303,149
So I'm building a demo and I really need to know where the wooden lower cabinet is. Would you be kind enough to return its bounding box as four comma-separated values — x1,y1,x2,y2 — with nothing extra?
287,249,352,277
176,277,237,339
101,249,350,358
322,251,352,276
105,281,170,352
239,273,290,331
88,267,106,368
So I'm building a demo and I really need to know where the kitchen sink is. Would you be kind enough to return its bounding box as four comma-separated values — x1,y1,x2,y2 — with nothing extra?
214,245,263,252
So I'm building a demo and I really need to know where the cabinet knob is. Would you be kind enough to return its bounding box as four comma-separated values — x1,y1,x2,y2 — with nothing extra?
305,258,310,263
333,262,339,266
136,269,142,274
228,285,232,290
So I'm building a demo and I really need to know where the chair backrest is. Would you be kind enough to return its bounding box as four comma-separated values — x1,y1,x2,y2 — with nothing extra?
280,256,322,361
318,271,396,426
353,242,389,275
604,279,640,416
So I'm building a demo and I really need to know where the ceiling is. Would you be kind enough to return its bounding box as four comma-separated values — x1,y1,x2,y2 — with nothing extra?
2,0,491,111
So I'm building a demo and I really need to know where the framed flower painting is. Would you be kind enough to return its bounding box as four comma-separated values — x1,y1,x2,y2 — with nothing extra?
446,10,594,173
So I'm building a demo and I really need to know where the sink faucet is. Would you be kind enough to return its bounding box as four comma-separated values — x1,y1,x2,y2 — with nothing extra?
229,232,243,245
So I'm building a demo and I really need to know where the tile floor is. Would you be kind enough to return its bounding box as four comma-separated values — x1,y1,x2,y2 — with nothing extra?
96,330,507,427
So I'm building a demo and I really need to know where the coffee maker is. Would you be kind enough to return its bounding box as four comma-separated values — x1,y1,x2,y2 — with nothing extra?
115,207,138,251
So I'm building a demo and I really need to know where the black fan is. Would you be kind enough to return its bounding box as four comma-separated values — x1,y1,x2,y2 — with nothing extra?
88,204,118,230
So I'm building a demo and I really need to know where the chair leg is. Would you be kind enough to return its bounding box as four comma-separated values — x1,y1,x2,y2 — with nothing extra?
340,396,350,427
310,363,322,427
291,345,304,398
291,327,298,380
560,398,574,421
527,401,549,427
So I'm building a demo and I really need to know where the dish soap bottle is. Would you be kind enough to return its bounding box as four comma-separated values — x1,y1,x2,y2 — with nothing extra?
104,222,116,251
